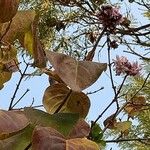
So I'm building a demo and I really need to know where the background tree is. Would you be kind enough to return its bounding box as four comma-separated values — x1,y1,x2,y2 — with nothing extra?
0,0,150,150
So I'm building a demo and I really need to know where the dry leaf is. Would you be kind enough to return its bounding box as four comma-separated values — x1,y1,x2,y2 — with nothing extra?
103,114,117,129
0,0,20,23
43,83,90,118
46,51,107,91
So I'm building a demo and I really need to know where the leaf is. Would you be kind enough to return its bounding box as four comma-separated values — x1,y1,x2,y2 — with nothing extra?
43,83,90,118
0,110,29,140
46,51,107,91
0,44,18,88
24,107,79,136
103,114,117,129
0,68,12,90
32,127,100,150
68,119,90,138
24,29,34,56
1,10,36,43
29,17,47,68
144,11,150,19
4,59,18,72
115,121,132,133
124,96,146,117
1,10,46,67
67,138,100,150
0,44,17,63
0,0,20,23
91,123,103,143
0,125,33,150
43,69,65,84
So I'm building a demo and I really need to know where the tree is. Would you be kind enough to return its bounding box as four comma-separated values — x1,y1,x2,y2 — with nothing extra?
116,61,150,150
0,0,149,150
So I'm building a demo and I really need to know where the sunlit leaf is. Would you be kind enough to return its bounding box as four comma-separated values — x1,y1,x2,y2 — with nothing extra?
43,83,90,118
115,121,132,133
46,51,107,91
32,127,100,150
24,29,34,56
24,107,79,136
0,110,29,140
0,0,20,23
67,138,100,150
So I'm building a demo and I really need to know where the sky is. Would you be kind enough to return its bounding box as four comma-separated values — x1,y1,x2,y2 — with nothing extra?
0,1,149,150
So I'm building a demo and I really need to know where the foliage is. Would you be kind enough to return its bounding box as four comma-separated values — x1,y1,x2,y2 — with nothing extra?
0,0,150,149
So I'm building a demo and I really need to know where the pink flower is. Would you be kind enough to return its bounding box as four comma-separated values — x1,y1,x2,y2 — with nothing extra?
96,5,124,32
113,56,141,76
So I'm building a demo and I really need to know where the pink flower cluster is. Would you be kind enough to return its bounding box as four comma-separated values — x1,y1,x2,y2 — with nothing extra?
113,56,142,76
96,5,124,32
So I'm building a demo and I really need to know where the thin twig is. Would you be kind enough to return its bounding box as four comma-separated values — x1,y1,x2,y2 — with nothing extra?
85,27,106,61
107,35,116,95
86,87,104,95
114,72,150,117
32,105,43,108
90,75,128,135
105,138,150,143
24,143,32,150
11,89,30,109
8,64,29,110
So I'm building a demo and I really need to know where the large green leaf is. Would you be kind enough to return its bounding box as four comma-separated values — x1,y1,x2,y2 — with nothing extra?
46,51,107,91
24,107,79,136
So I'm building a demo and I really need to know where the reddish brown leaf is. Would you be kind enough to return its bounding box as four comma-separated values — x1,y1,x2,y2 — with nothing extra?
0,0,20,23
43,69,64,84
68,119,90,139
67,138,100,150
103,114,117,129
31,17,46,68
1,10,36,43
32,127,100,150
32,127,65,150
46,51,107,91
0,110,29,140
